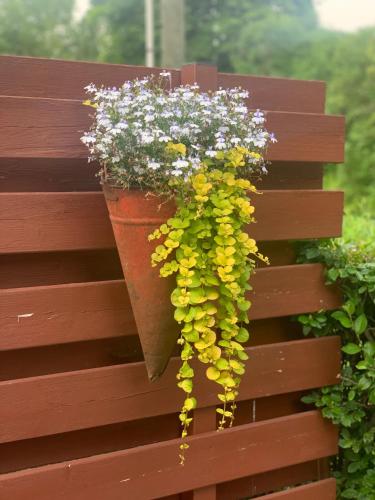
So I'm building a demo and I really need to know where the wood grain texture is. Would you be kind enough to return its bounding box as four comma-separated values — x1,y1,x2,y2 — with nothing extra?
0,56,325,113
0,337,141,381
0,337,340,443
181,407,217,500
217,460,325,499
256,478,336,499
0,55,181,99
0,160,324,192
0,411,338,500
0,249,123,289
0,413,180,474
218,72,326,113
0,190,344,253
181,63,218,92
0,96,344,162
0,318,300,380
0,264,341,350
0,393,305,475
0,243,296,289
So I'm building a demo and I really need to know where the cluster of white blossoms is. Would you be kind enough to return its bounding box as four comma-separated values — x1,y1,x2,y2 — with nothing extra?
81,72,276,191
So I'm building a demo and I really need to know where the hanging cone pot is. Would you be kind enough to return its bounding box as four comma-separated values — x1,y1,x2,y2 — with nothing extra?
103,184,179,381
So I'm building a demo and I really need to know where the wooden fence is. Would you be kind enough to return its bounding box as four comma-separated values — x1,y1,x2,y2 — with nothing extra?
0,56,345,499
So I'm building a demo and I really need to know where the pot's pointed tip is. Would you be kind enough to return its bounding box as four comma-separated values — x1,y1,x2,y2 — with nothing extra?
144,352,171,382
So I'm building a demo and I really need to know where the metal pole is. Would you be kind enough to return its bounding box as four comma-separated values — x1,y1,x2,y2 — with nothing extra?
145,0,155,67
161,0,185,68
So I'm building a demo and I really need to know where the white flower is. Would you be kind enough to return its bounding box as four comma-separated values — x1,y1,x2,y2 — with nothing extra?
172,159,189,169
148,160,161,170
235,105,248,114
270,133,277,143
84,83,96,93
141,133,154,144
252,110,265,124
159,135,171,143
170,125,181,135
81,134,96,144
189,156,201,169
82,73,273,187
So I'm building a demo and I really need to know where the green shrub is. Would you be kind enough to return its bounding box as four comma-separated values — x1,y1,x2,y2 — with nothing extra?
297,230,375,499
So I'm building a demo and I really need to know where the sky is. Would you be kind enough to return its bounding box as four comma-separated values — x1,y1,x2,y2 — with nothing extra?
314,0,375,32
75,0,375,32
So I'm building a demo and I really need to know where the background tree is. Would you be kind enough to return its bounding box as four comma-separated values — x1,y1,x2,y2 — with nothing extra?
0,0,75,58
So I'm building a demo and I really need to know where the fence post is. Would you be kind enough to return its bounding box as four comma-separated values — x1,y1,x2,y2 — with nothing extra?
180,62,218,500
181,63,218,92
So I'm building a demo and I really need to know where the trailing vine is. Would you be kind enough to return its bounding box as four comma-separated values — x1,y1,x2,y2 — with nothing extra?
149,148,269,462
297,239,375,499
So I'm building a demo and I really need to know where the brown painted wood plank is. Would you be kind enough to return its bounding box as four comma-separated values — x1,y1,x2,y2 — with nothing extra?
0,413,180,475
0,337,340,443
217,461,324,499
181,408,217,500
218,72,326,114
0,264,341,350
0,249,123,289
0,190,344,253
0,392,304,475
256,478,336,499
0,96,344,162
0,411,338,500
258,163,323,190
0,56,325,114
0,319,300,381
0,159,100,192
0,243,295,290
0,160,323,192
0,55,181,99
0,337,141,381
265,111,344,163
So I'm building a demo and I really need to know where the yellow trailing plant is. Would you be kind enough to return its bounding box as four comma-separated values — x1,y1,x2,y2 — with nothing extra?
149,146,269,463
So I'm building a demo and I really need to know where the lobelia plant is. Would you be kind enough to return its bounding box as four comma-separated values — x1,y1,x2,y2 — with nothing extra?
81,72,275,463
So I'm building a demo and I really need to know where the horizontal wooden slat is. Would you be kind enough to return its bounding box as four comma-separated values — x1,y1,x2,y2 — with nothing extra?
0,336,340,443
0,160,323,192
0,56,325,114
0,413,180,475
0,243,295,290
0,264,341,350
218,72,326,113
0,190,343,253
0,392,305,474
0,249,123,289
0,411,338,500
0,55,181,99
256,478,336,499
0,318,301,380
0,96,345,162
217,460,326,499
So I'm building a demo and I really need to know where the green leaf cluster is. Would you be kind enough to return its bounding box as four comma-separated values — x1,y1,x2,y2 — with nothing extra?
297,239,375,499
149,150,269,463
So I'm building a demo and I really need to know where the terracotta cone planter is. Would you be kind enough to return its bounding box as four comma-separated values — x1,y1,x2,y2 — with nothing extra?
103,184,179,381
